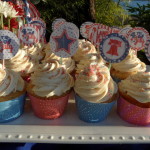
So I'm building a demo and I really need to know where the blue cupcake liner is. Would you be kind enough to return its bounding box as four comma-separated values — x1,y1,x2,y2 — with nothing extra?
75,94,116,123
111,76,121,83
0,93,26,123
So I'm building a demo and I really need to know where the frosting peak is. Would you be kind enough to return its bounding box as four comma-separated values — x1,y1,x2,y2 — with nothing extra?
119,72,150,103
30,60,74,97
74,62,117,103
0,65,25,97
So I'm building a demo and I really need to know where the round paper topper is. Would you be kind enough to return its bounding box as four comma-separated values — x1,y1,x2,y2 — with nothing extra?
50,25,78,58
145,40,150,62
80,22,93,38
19,24,40,46
0,30,20,59
100,33,130,63
52,18,66,31
88,23,112,48
61,22,80,38
111,27,120,33
127,27,150,51
120,26,132,37
30,17,46,37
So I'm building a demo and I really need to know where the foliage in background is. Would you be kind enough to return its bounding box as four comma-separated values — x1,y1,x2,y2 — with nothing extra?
127,3,150,33
95,0,129,27
36,0,91,40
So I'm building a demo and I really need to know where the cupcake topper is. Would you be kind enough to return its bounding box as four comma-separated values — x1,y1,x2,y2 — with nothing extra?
145,39,150,62
127,27,150,51
80,22,93,39
29,17,46,37
88,23,112,48
52,18,66,31
18,24,40,47
120,26,132,37
111,26,120,34
29,17,46,42
100,33,130,63
50,24,78,58
0,30,20,68
62,22,79,38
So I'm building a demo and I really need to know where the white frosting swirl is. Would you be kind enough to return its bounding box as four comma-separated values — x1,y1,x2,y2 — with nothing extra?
119,72,150,103
73,39,97,62
74,62,117,103
76,53,105,74
30,60,74,97
3,49,36,75
22,43,45,61
0,65,25,96
44,44,75,73
112,50,146,72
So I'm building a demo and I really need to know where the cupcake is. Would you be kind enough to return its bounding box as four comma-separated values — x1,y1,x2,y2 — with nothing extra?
73,39,97,63
76,53,105,75
0,65,26,122
27,59,74,119
117,72,150,126
74,61,118,123
22,42,45,62
111,50,146,82
2,49,37,82
43,42,75,75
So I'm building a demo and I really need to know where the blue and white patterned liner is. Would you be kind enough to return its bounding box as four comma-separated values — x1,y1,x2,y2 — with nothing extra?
0,93,26,123
75,94,116,123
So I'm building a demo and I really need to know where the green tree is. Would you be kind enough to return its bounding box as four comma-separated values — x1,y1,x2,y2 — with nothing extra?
95,0,129,27
127,3,150,32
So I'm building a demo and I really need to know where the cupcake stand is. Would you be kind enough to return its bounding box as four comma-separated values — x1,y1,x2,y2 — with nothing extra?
0,1,150,144
0,66,150,144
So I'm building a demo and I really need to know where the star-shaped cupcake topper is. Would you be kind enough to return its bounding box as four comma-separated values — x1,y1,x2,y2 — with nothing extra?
50,25,78,58
52,29,76,55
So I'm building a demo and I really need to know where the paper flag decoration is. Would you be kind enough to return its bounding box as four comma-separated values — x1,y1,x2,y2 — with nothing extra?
88,23,112,48
100,33,129,63
30,17,46,37
0,30,20,59
19,24,40,46
50,25,78,58
80,22,93,38
127,27,150,51
145,40,150,62
52,18,66,31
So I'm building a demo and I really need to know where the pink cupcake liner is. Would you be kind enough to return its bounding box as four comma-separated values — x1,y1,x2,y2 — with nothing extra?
117,96,150,126
28,92,70,119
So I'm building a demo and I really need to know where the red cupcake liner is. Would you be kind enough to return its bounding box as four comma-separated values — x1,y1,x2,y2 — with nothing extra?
28,92,70,119
117,96,150,126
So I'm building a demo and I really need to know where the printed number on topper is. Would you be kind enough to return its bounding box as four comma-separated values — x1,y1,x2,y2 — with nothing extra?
19,24,40,46
52,18,66,31
100,33,130,63
88,23,112,48
0,30,20,59
127,27,150,51
50,25,78,58
80,22,93,38
145,40,150,62
30,17,46,38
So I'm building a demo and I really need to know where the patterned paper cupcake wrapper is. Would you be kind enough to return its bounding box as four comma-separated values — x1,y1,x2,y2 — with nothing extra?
0,93,26,123
75,94,116,123
117,96,150,126
28,93,70,120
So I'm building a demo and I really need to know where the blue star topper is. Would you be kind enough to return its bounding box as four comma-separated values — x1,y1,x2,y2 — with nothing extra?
52,29,76,54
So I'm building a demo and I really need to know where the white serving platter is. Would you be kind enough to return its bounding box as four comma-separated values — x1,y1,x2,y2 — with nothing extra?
0,66,149,144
